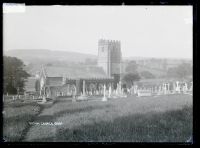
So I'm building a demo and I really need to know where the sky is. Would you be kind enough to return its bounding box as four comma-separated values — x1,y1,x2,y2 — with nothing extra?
3,5,192,59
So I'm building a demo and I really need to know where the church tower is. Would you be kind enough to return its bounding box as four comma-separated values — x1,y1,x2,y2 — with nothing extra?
98,39,122,86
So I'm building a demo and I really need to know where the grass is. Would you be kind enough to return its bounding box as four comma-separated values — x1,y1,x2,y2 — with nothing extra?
55,106,192,142
22,94,192,142
3,97,41,142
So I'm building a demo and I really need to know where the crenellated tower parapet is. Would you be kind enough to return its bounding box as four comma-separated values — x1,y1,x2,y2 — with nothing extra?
98,39,122,80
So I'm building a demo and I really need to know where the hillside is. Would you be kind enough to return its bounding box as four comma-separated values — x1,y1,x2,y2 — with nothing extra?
4,49,192,78
4,49,97,65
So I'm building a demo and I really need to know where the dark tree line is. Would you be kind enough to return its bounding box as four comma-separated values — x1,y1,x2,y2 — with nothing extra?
122,61,141,88
3,56,30,95
166,63,192,79
122,60,157,88
122,60,192,88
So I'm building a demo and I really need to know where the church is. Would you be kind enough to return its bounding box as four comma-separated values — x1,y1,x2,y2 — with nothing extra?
33,39,122,99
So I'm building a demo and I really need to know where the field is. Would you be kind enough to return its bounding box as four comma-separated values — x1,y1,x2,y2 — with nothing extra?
3,94,193,142
3,98,41,141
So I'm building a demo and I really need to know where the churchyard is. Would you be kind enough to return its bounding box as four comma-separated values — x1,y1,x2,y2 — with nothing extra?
3,5,193,143
3,92,192,142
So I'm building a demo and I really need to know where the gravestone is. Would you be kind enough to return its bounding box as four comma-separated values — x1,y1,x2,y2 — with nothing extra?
163,83,167,94
116,83,119,96
113,90,118,98
133,85,138,95
95,90,98,95
182,82,188,93
42,96,47,103
108,85,112,98
175,81,181,93
117,81,122,96
189,82,193,91
172,82,176,94
185,83,188,91
72,96,76,102
82,80,86,96
102,84,107,101
157,85,163,95
130,85,134,95
168,83,170,93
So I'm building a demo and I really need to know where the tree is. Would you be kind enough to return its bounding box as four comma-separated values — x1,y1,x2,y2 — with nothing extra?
140,71,156,79
166,63,192,79
3,56,30,94
122,73,141,88
125,60,138,74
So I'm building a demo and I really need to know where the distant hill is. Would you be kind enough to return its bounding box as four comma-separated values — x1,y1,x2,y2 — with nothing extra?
4,49,192,78
4,49,97,65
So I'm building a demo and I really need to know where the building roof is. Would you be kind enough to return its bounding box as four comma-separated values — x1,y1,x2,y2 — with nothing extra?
43,65,110,79
46,77,63,86
24,77,36,92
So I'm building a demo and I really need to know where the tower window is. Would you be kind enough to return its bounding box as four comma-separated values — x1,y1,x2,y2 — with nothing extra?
102,47,104,52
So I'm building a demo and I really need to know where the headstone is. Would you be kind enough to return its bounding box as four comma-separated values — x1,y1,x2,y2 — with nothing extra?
82,80,86,96
176,81,181,93
189,82,193,91
172,82,176,94
185,83,188,91
164,83,169,94
102,84,107,101
182,82,187,93
157,85,162,95
74,86,77,97
72,95,76,102
42,96,47,103
119,81,122,94
130,85,133,95
133,85,138,95
77,85,88,101
162,83,166,94
116,84,118,96
159,85,162,91
108,85,112,98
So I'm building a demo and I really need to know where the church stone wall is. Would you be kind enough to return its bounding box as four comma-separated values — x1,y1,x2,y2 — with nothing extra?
98,39,109,75
98,39,122,77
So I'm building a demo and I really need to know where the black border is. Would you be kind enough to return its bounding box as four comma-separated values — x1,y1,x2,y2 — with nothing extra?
1,0,199,146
